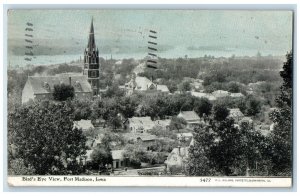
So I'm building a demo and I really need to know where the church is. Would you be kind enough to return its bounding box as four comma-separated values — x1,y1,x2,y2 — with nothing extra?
21,19,100,104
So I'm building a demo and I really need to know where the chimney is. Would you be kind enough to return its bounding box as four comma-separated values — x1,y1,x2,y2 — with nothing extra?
69,76,72,86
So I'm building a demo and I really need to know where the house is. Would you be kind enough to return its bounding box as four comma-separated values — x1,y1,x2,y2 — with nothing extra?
73,119,94,131
123,133,158,150
136,134,158,150
124,74,170,95
228,108,245,122
164,146,189,174
176,132,193,142
82,149,94,164
212,90,230,99
154,119,171,130
230,93,245,99
191,91,216,101
22,74,92,104
92,134,104,148
191,79,204,91
124,116,155,133
178,111,201,129
112,150,125,169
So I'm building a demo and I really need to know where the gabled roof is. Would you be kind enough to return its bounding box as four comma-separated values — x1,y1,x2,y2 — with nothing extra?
178,111,201,122
229,108,244,118
73,119,94,131
137,134,157,141
128,116,155,130
112,150,125,160
157,85,170,93
27,74,92,94
135,77,155,91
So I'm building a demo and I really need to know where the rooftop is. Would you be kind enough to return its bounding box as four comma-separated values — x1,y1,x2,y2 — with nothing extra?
73,119,94,131
178,111,201,122
27,75,92,94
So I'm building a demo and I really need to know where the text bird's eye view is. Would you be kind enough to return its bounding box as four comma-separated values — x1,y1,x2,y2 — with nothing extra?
7,10,293,185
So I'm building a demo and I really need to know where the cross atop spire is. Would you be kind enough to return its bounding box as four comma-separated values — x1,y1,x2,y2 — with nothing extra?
87,17,96,51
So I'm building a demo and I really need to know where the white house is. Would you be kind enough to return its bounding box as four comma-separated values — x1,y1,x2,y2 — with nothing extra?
124,116,156,133
73,119,94,131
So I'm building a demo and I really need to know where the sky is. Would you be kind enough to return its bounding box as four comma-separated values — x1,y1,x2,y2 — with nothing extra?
7,10,293,66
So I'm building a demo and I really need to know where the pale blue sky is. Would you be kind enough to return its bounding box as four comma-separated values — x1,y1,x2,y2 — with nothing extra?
8,10,293,60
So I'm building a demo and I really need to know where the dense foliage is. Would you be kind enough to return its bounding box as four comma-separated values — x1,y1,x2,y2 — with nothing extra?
8,101,87,175
269,52,293,176
53,83,75,101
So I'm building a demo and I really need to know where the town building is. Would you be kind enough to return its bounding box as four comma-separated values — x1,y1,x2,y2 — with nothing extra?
124,74,170,95
176,132,193,142
22,19,101,103
154,119,171,130
230,92,245,99
177,111,201,129
228,108,245,122
124,116,156,133
164,146,189,174
123,132,158,151
191,91,217,101
112,150,125,169
22,74,92,104
73,119,94,132
83,18,100,96
212,90,230,99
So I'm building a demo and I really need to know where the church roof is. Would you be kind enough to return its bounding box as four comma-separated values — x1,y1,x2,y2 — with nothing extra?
27,74,92,94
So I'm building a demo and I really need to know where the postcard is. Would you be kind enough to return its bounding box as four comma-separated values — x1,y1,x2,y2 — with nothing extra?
6,9,293,187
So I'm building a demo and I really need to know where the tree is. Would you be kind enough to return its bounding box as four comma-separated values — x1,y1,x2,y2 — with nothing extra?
227,82,240,93
8,158,36,175
213,103,229,121
169,116,187,132
53,83,75,101
90,146,113,170
178,81,191,92
209,118,245,175
245,95,261,116
8,101,87,175
187,125,217,176
188,118,270,176
269,52,292,176
193,97,212,117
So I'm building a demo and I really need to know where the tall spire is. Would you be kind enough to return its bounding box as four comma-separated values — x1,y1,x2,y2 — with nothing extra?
87,17,96,51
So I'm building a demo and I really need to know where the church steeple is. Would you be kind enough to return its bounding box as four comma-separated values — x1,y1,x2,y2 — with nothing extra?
87,18,96,51
83,17,100,96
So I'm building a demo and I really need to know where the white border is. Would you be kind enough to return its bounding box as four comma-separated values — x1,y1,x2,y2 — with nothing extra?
1,0,299,194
